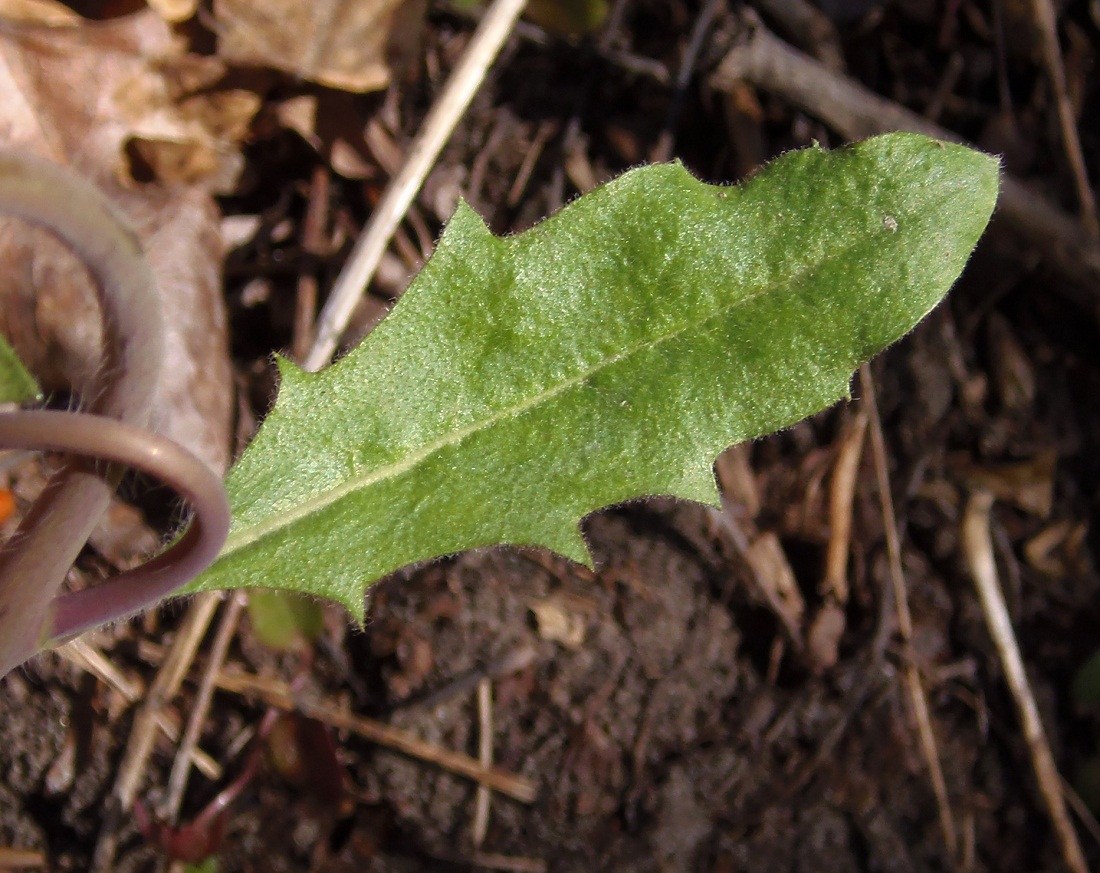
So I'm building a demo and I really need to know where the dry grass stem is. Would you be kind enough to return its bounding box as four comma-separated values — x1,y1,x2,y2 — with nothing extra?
305,0,529,370
862,364,958,861
822,408,868,604
56,639,220,780
472,677,494,848
709,14,1100,313
0,847,46,869
111,592,222,808
465,852,548,872
1029,0,1099,236
649,0,723,163
93,593,222,873
962,490,1089,873
57,638,141,699
214,667,538,803
163,593,246,822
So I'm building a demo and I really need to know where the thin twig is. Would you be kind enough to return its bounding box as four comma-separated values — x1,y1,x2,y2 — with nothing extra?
213,667,538,803
57,638,141,699
649,0,723,163
429,848,548,873
291,164,332,362
464,853,548,872
821,408,868,604
472,677,493,847
1062,775,1100,851
754,0,844,70
507,120,557,207
55,639,220,779
776,668,890,804
862,364,958,862
94,593,222,873
1029,0,1099,236
0,847,46,869
708,15,1100,314
962,490,1089,873
162,593,246,822
305,0,529,371
399,644,537,711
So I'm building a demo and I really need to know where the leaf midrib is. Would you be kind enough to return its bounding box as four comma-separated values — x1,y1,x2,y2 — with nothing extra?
219,224,879,560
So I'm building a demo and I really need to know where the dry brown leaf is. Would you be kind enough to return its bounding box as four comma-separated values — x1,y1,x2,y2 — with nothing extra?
0,13,256,192
0,0,78,25
330,138,376,180
745,532,805,642
986,311,1036,412
0,180,234,473
957,450,1057,518
0,11,237,472
276,93,381,179
276,95,321,151
129,88,261,190
528,592,594,649
1024,520,1088,578
146,0,199,24
214,0,413,93
806,601,845,674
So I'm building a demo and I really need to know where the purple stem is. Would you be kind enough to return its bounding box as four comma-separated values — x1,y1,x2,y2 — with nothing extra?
0,151,225,676
0,411,230,642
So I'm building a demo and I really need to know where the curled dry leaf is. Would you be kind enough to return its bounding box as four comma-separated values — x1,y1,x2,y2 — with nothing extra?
0,11,257,192
213,0,421,93
0,10,237,472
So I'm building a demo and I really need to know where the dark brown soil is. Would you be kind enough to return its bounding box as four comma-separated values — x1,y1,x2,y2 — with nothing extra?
3,1,1100,872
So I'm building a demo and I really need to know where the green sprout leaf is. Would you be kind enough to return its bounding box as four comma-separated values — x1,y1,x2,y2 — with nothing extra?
1072,648,1100,710
0,334,39,405
187,133,998,616
247,590,324,651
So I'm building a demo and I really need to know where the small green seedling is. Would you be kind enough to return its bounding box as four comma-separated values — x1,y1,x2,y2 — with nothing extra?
0,335,38,406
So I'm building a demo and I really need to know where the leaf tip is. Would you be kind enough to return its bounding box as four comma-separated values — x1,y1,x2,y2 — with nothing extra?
272,352,311,392
541,525,594,569
442,198,493,241
684,467,723,509
335,588,367,627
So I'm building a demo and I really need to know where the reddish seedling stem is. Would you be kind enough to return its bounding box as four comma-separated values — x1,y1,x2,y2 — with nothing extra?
0,151,229,676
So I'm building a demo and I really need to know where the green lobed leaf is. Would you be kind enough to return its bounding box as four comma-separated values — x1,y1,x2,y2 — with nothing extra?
0,334,39,405
187,133,998,616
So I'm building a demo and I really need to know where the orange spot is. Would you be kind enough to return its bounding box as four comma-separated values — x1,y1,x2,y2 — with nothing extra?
0,488,15,525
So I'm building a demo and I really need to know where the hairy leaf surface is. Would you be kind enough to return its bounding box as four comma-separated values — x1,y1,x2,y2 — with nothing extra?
188,134,998,614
